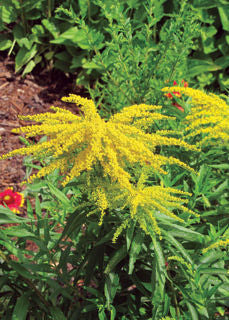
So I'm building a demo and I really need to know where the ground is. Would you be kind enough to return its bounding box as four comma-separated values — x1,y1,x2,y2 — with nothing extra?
0,52,84,196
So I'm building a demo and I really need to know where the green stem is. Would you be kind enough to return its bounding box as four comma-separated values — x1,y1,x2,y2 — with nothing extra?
167,269,181,319
47,0,52,18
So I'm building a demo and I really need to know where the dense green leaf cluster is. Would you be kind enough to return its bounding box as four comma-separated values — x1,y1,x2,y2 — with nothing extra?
189,0,229,91
0,0,228,92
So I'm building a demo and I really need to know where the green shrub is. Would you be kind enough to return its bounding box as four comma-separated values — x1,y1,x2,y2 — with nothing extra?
0,0,228,92
188,0,229,91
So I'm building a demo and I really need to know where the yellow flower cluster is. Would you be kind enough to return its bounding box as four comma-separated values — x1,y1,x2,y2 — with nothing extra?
202,238,229,253
162,87,229,145
90,170,199,242
92,186,108,226
0,94,199,239
111,183,198,241
0,94,197,190
129,185,198,237
168,255,194,275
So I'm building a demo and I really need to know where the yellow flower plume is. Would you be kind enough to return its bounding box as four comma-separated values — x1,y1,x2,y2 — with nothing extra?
0,94,197,190
162,86,229,145
90,171,199,242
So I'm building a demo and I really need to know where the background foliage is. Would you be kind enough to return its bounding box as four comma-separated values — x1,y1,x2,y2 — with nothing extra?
0,0,228,92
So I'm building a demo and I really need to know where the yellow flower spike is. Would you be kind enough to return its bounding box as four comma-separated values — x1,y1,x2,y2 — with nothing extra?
92,187,108,226
202,238,229,253
162,86,229,145
168,255,193,273
112,219,130,243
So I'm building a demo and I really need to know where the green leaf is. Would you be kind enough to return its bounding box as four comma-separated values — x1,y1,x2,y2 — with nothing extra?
128,231,144,274
85,246,103,284
22,59,36,76
49,307,67,320
42,19,59,38
0,1,18,24
105,245,127,274
31,24,45,36
23,263,53,273
156,214,204,242
81,304,98,313
188,59,221,77
0,206,30,224
4,228,35,237
79,0,88,17
206,282,224,299
15,44,37,73
70,54,84,69
110,305,116,320
51,27,104,50
164,232,193,264
53,206,86,249
55,51,72,62
12,293,30,320
209,163,229,169
50,27,87,47
9,261,33,279
82,60,103,70
126,220,136,251
94,229,114,247
0,35,12,50
104,273,119,307
54,59,71,72
218,5,229,31
193,0,223,8
46,182,70,207
35,194,42,216
186,301,199,320
215,55,229,68
168,226,204,242
151,236,166,293
198,267,228,275
201,26,217,54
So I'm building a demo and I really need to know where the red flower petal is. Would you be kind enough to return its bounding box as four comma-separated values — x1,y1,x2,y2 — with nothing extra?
165,93,173,99
181,79,188,87
172,103,184,112
0,188,24,213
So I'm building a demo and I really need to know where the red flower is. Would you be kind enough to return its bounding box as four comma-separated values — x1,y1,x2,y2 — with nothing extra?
165,91,182,99
164,80,188,112
181,79,188,87
0,188,24,213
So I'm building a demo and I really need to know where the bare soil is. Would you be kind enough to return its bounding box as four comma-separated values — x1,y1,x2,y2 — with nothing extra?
0,52,85,196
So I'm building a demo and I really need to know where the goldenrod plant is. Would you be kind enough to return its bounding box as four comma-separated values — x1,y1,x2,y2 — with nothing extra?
0,87,228,319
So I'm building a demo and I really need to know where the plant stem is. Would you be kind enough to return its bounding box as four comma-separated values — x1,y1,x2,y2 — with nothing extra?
47,0,52,18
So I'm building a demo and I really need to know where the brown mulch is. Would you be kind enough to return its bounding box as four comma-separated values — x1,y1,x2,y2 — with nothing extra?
0,52,85,196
